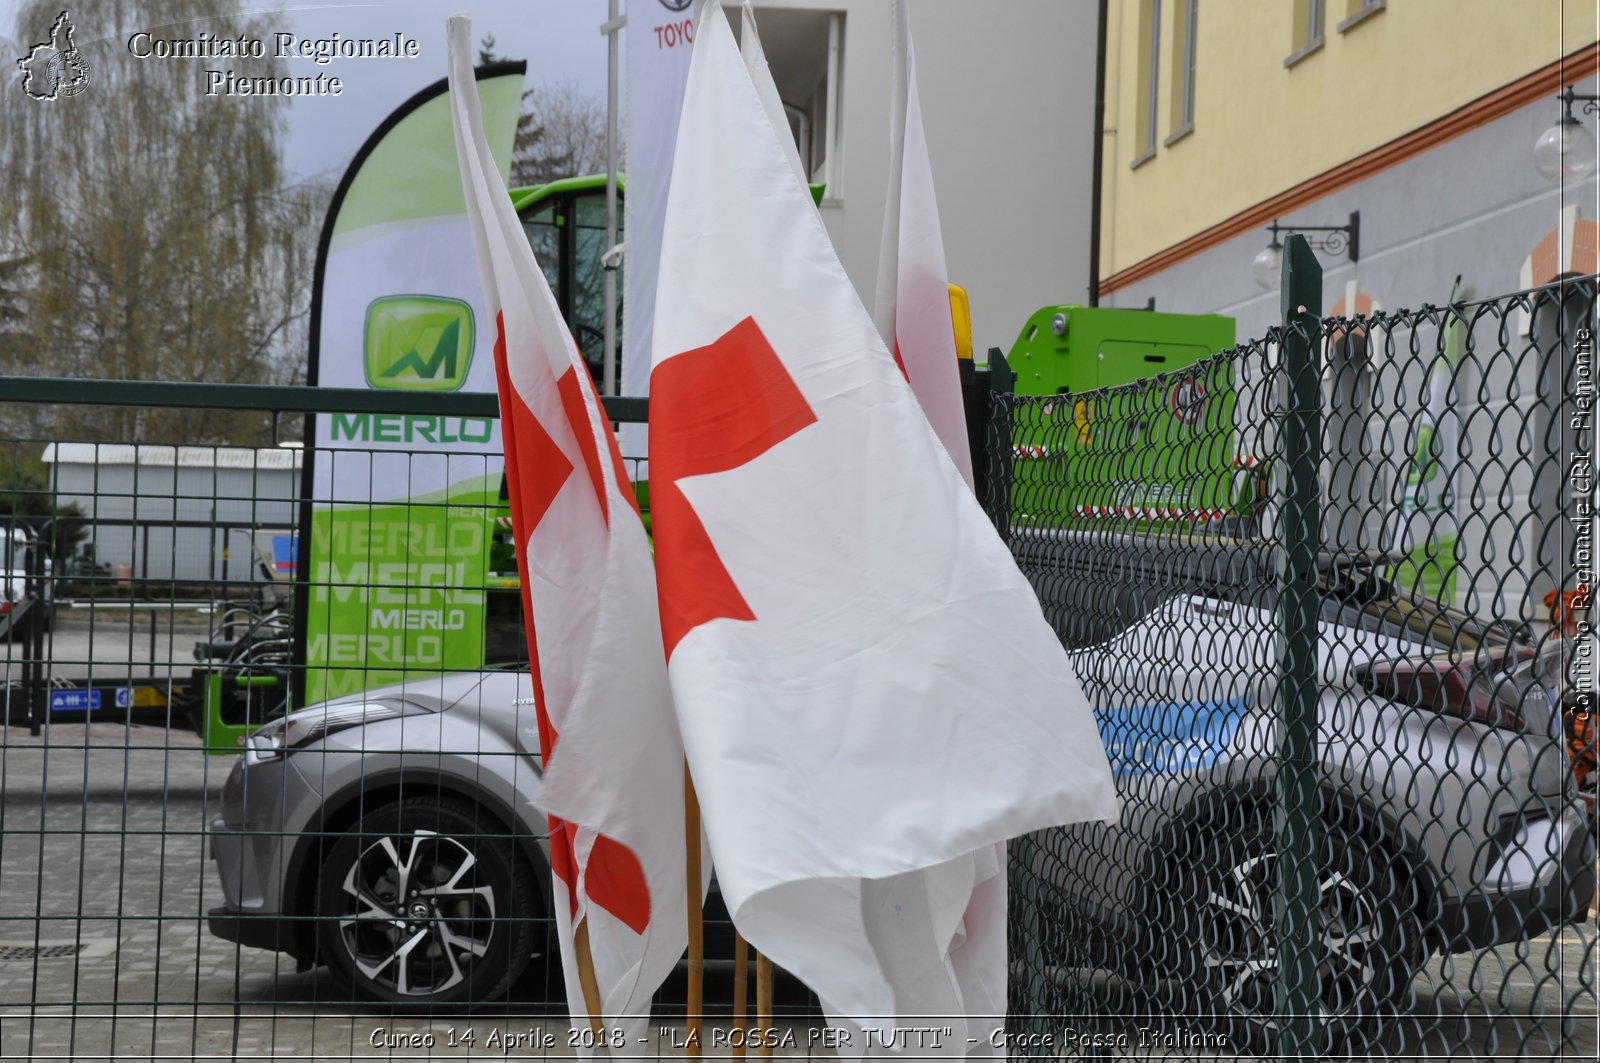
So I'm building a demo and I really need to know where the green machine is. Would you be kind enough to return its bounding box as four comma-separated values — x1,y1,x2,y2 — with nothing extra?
1009,305,1233,395
1003,305,1251,527
199,177,605,751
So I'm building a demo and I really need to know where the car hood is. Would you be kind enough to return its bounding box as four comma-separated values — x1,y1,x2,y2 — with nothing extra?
318,669,539,758
320,670,520,709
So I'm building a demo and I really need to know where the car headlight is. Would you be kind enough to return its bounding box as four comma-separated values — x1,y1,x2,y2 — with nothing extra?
245,700,426,761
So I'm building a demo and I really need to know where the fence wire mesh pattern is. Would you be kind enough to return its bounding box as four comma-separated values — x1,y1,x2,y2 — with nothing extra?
996,276,1598,1059
0,276,1593,1063
0,400,788,1061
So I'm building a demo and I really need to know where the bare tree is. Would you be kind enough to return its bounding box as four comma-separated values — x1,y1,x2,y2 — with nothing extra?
511,79,616,187
474,38,615,188
0,0,326,446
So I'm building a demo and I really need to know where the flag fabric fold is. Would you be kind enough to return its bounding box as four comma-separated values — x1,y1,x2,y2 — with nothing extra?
446,16,687,1047
650,0,1118,1049
873,0,973,490
874,4,1004,1047
740,0,808,188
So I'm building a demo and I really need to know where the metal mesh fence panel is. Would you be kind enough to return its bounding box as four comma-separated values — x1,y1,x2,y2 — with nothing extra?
999,275,1598,1059
0,274,1594,1062
0,394,787,1061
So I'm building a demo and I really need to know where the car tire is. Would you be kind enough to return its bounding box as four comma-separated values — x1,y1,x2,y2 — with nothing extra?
316,797,538,1005
1173,810,1422,1052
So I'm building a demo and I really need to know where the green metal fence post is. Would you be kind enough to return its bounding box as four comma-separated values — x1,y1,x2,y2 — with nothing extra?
1275,234,1324,1059
985,349,1016,541
982,348,1050,1052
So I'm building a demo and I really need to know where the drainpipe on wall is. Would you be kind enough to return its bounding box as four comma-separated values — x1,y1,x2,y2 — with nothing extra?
1088,0,1109,306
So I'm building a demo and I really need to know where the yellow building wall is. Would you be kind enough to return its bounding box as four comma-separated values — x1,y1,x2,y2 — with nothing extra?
1100,0,1600,279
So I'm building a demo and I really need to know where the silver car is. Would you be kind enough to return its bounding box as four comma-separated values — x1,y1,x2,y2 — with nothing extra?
1014,535,1597,1048
209,547,1595,1025
208,667,557,1004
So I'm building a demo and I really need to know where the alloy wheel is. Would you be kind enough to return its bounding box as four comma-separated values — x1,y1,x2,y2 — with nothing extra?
336,829,497,997
1201,848,1385,1028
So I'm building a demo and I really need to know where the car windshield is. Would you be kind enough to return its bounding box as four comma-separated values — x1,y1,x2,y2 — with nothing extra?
1355,587,1512,653
1318,554,1516,657
1458,637,1564,738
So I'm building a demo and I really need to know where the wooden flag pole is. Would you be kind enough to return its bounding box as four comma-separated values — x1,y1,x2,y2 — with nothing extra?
755,951,774,1062
573,918,607,1039
685,763,704,1061
731,932,749,1062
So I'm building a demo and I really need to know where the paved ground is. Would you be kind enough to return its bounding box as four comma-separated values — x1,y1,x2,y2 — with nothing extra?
0,718,1593,1062
0,717,818,1063
0,613,1595,1061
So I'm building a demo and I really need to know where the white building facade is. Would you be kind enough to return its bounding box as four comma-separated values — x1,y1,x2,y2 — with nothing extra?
752,0,1102,358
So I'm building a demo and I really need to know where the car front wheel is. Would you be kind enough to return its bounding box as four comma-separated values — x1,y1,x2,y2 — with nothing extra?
316,797,537,1004
1174,811,1423,1051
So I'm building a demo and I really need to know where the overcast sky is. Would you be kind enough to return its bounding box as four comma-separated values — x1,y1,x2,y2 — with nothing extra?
271,1,610,182
4,0,613,182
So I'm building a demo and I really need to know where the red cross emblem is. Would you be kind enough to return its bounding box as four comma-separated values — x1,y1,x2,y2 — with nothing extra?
649,316,819,659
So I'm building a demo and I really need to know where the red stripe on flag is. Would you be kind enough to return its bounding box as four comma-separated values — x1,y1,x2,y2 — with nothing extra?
508,395,576,533
557,367,610,526
548,817,581,917
491,315,574,898
573,357,643,519
584,833,652,934
650,316,817,658
493,316,652,929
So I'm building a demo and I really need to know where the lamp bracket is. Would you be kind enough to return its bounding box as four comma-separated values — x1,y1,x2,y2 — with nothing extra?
1559,85,1600,121
1265,211,1360,264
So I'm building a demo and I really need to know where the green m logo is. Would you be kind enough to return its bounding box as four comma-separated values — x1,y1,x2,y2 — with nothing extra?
364,295,475,391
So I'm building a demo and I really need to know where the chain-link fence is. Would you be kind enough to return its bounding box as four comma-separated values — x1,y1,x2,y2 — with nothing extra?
998,261,1597,1059
0,262,1595,1062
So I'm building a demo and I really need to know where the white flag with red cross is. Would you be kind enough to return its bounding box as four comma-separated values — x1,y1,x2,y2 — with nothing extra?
447,16,687,1047
649,0,1118,1040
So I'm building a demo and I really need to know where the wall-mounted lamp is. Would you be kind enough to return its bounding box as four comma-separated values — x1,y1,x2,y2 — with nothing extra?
1535,85,1599,182
1253,212,1360,291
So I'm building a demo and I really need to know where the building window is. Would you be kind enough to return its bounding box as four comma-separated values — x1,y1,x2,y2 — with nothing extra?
743,8,844,199
1338,0,1385,33
1133,0,1161,167
1286,0,1324,66
1165,0,1196,145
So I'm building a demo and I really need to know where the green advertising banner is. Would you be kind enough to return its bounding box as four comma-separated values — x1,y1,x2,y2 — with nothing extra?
300,64,525,705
